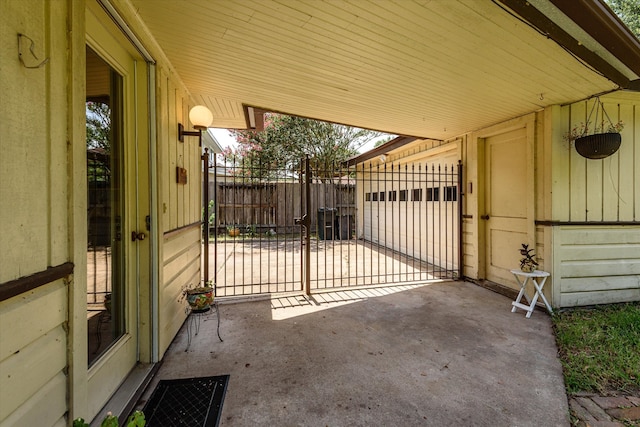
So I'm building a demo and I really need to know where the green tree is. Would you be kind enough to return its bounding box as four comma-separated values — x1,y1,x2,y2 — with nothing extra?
374,135,395,148
86,101,112,183
226,114,384,181
86,101,111,150
604,0,640,38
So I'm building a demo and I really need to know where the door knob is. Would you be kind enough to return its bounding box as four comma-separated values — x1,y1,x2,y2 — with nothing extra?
131,231,147,241
481,214,490,220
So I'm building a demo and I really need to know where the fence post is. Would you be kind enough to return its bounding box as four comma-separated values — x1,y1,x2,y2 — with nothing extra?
305,157,312,295
203,147,210,285
458,160,464,280
213,152,218,291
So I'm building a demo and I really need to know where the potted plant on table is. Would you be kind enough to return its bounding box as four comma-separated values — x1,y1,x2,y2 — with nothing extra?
519,243,538,273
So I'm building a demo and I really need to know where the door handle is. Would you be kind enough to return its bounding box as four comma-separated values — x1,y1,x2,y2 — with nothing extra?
481,214,490,220
131,231,147,241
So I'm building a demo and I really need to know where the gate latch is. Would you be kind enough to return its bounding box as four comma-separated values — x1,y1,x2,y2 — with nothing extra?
294,214,310,228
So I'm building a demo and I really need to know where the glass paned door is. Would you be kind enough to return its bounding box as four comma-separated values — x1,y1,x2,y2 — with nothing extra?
86,46,125,365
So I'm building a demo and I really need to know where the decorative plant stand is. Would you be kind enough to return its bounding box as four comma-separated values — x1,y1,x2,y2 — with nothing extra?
186,301,223,352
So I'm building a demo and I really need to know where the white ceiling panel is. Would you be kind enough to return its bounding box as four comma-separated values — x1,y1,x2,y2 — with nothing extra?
129,0,619,139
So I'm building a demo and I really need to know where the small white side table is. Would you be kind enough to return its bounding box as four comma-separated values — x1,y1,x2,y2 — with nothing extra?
510,269,553,318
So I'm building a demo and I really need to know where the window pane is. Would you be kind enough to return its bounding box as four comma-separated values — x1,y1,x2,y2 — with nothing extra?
86,46,126,366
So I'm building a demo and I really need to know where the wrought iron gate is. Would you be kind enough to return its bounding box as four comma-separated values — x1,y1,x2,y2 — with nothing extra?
208,155,461,297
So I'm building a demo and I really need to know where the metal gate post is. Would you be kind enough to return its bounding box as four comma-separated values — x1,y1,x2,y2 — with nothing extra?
294,157,312,295
202,147,209,284
304,157,312,295
213,153,218,291
458,160,464,280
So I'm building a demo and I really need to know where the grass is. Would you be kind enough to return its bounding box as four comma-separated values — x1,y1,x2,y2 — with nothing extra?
552,302,640,395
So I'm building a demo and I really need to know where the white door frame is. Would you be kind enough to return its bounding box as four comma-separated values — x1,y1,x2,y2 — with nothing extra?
84,1,154,419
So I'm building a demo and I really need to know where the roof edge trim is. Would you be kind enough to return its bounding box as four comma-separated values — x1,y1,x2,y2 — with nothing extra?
497,0,631,88
343,136,418,167
549,0,640,77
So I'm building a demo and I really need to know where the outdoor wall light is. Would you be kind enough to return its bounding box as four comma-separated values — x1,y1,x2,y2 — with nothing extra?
178,105,213,142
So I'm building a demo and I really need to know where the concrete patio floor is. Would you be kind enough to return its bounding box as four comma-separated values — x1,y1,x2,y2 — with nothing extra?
137,281,570,426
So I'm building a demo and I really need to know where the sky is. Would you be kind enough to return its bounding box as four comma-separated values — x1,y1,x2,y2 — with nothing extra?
209,128,236,150
208,127,391,154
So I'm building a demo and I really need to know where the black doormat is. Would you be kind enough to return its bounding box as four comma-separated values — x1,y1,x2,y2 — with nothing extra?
142,375,229,427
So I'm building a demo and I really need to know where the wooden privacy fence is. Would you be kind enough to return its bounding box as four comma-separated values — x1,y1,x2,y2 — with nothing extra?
209,181,355,234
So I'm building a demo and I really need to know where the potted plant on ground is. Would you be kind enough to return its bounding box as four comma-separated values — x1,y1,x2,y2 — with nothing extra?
519,243,538,273
564,97,623,160
227,225,240,237
74,410,145,427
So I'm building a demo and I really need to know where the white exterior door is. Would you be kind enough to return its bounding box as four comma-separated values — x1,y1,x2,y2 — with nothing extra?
85,2,150,418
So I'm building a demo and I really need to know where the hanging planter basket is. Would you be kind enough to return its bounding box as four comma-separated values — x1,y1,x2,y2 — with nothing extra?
565,96,624,160
574,132,621,160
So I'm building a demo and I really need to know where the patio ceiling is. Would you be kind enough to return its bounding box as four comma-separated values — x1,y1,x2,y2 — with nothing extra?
128,0,637,140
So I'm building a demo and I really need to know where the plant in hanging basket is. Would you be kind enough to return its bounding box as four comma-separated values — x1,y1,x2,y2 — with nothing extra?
563,97,624,160
563,120,624,142
574,132,622,160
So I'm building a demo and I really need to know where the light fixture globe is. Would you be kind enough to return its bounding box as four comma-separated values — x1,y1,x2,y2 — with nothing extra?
189,105,213,130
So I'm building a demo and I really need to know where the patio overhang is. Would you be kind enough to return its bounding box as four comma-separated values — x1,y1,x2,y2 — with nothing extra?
126,0,640,140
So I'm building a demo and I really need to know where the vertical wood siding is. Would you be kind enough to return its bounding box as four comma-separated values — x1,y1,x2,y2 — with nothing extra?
0,1,72,425
157,66,202,235
455,135,478,279
558,94,639,222
549,93,640,307
156,66,204,357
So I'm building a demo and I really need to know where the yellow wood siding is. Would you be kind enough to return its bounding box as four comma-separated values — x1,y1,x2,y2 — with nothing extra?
0,281,68,426
554,226,640,307
557,93,639,222
460,135,479,279
0,0,78,424
0,0,70,282
157,67,203,233
545,92,640,307
159,226,201,355
155,64,204,357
